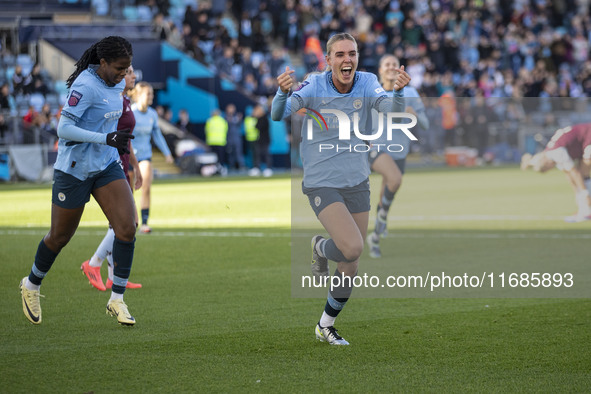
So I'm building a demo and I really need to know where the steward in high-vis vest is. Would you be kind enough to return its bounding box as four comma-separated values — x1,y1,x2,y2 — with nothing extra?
205,109,228,165
243,114,259,143
244,109,260,174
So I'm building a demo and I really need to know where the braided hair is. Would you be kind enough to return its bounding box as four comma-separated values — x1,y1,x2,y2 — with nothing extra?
66,36,133,88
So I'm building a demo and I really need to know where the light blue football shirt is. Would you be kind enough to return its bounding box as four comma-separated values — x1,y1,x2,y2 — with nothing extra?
55,66,124,180
272,71,404,188
131,105,171,161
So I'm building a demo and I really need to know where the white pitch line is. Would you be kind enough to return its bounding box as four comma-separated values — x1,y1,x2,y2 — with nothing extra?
2,229,591,240
15,214,579,228
389,214,568,221
292,214,570,223
45,217,286,227
0,229,290,238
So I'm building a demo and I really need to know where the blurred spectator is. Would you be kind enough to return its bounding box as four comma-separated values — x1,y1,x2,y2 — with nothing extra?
256,1,274,37
224,103,245,171
22,105,41,129
154,105,165,118
238,11,254,48
385,2,404,31
163,107,174,123
176,108,195,136
267,48,288,78
278,0,300,51
181,23,194,51
238,47,258,84
242,73,258,95
359,33,380,73
424,98,444,155
256,75,277,98
304,34,325,71
253,104,272,177
193,8,212,42
152,12,171,40
216,47,235,81
0,83,16,115
37,103,58,139
167,22,185,50
439,92,459,147
303,46,320,73
401,17,423,47
12,65,31,96
0,113,8,143
188,35,207,64
0,112,11,145
28,64,50,96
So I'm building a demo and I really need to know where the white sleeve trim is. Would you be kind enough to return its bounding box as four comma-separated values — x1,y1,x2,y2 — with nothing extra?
546,147,574,171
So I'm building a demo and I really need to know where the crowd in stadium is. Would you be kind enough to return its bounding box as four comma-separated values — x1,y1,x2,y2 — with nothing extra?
2,0,591,157
159,0,591,101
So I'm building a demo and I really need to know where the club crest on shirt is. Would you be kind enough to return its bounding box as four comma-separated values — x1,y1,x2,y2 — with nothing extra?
353,99,362,109
68,90,83,106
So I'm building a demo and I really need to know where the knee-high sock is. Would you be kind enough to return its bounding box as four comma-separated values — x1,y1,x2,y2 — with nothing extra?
111,237,135,295
141,209,149,225
106,254,114,281
374,185,395,235
318,238,356,263
320,268,355,327
380,185,395,212
90,227,115,267
28,239,58,286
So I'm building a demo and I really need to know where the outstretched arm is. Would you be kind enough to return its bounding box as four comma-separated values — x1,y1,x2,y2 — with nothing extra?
151,114,173,162
392,65,411,113
376,66,411,114
271,66,298,121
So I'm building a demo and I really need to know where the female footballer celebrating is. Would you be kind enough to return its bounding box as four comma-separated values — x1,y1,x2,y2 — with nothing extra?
272,33,411,345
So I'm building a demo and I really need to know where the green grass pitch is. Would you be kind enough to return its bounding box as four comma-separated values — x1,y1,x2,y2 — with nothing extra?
0,167,590,392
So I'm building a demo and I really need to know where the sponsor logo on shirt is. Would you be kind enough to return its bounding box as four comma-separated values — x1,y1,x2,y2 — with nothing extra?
104,109,123,119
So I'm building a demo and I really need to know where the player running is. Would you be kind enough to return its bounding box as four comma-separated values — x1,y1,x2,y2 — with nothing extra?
271,32,411,345
366,54,430,258
130,82,174,234
521,123,591,222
